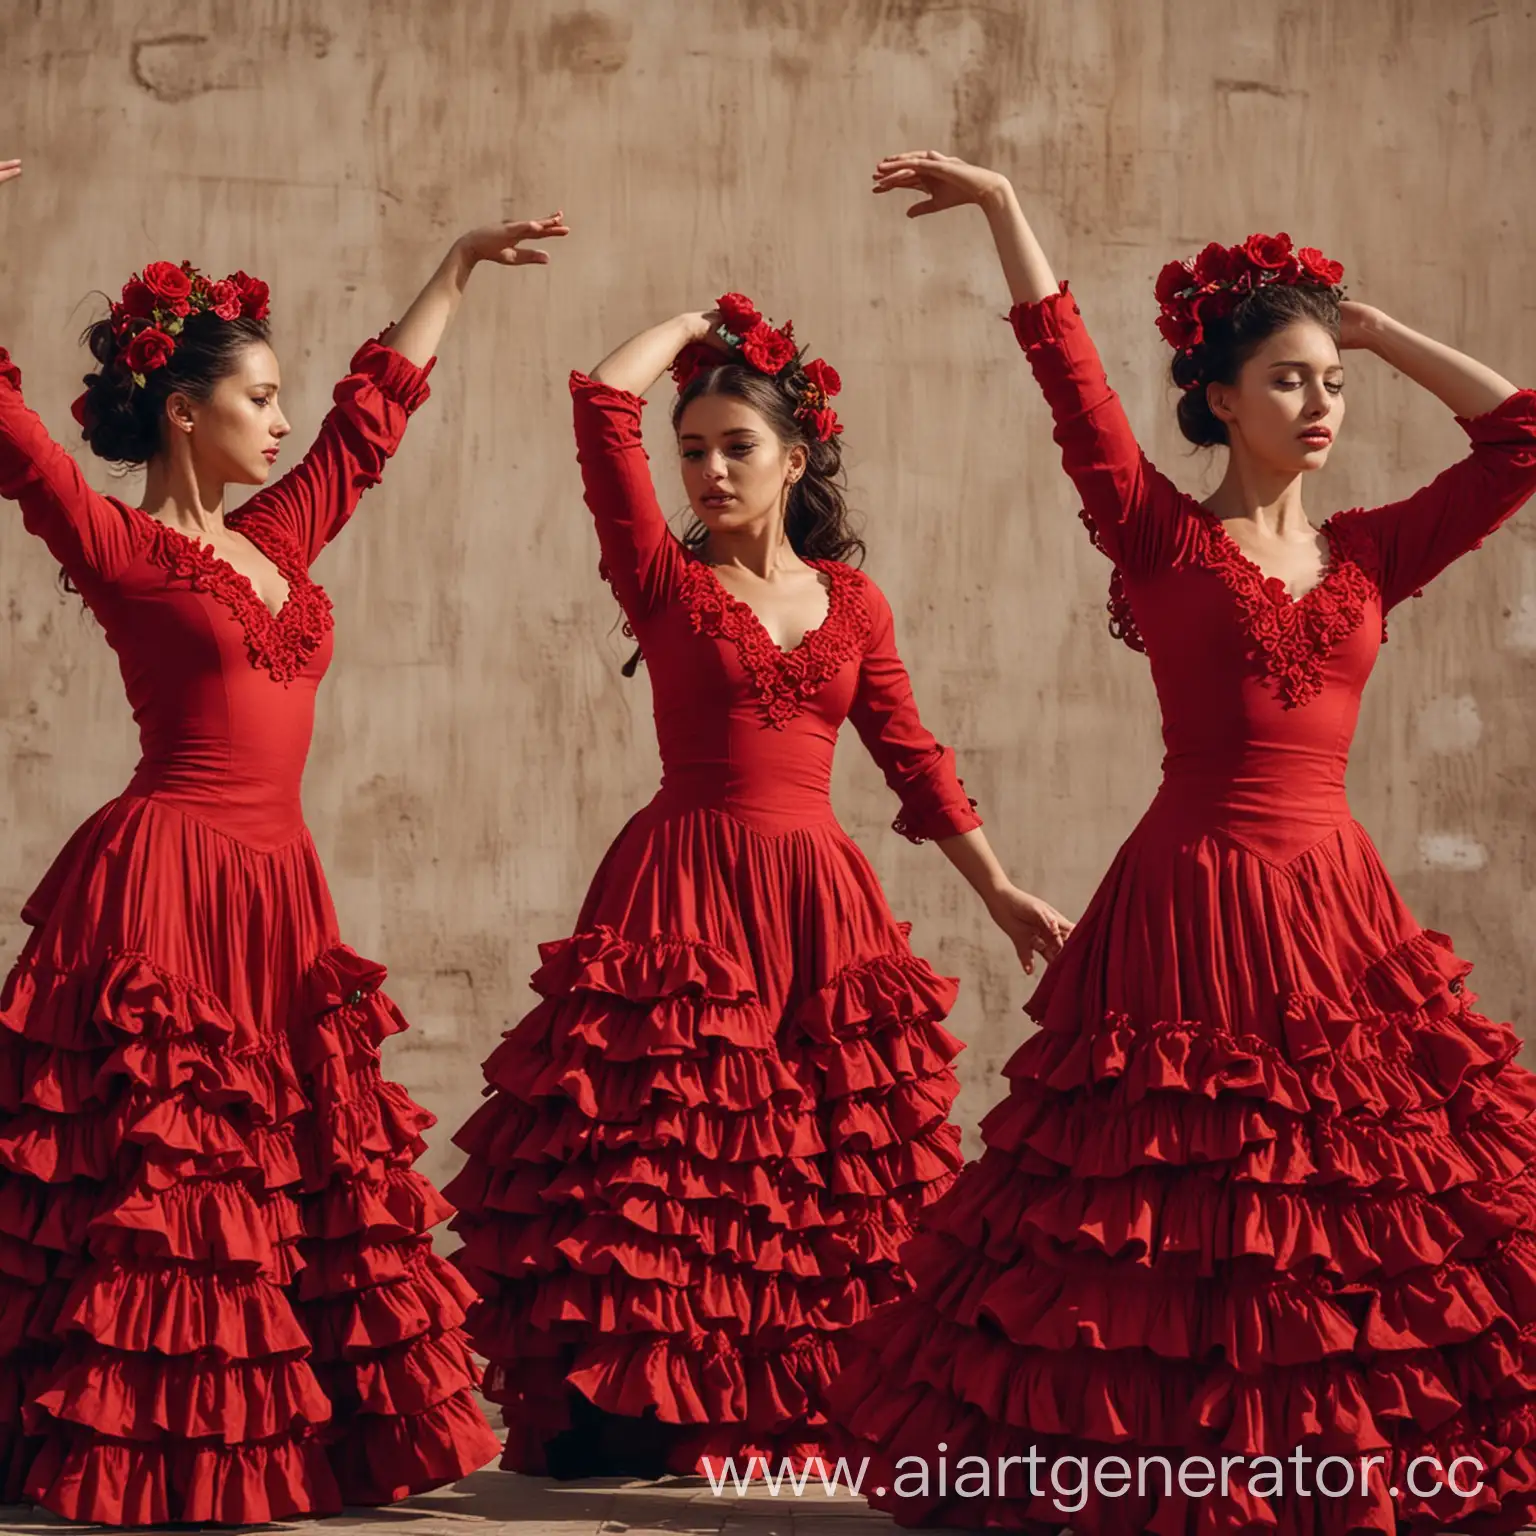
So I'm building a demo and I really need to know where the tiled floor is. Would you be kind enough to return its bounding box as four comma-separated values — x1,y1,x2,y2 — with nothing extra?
0,1469,898,1536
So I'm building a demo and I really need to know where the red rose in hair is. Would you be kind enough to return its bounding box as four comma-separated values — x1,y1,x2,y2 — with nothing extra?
670,340,717,390
141,260,193,304
228,271,270,321
1297,246,1344,285
1242,231,1294,270
717,292,762,334
1154,259,1193,306
1191,242,1244,286
1156,309,1202,353
802,358,841,397
800,406,842,441
1191,286,1238,328
208,279,242,321
1273,250,1305,283
122,327,175,377
739,321,796,375
116,279,157,329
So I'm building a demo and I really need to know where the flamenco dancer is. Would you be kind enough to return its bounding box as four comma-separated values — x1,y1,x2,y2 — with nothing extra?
828,151,1536,1534
446,293,1073,1478
0,153,568,1525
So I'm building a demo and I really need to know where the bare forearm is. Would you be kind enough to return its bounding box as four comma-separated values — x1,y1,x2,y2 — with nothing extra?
980,182,1059,307
936,826,1012,904
382,242,475,367
1359,309,1517,418
591,313,710,396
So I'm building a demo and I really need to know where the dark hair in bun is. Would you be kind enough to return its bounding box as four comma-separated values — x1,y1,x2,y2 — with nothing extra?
1172,283,1341,448
76,310,271,465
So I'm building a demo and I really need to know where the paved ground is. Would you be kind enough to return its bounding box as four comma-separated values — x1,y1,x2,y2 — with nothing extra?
0,1468,898,1536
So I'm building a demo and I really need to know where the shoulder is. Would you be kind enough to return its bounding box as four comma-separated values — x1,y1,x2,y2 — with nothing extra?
817,557,882,605
1323,506,1386,575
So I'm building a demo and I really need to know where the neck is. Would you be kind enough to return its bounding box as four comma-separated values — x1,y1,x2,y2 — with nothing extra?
1202,443,1311,535
701,514,802,579
139,448,227,535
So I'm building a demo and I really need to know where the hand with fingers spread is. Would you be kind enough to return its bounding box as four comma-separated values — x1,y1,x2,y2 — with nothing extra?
871,150,1010,217
986,884,1075,976
0,158,19,187
871,149,1057,304
456,211,571,267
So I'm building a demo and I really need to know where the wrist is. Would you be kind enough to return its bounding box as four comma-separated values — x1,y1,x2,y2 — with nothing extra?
978,178,1019,219
446,239,478,286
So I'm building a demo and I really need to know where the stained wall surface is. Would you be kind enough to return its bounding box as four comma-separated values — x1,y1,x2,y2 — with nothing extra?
1,0,1532,1185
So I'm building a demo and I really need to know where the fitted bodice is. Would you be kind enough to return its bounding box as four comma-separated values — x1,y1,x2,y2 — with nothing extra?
1130,521,1383,860
92,510,334,844
642,557,866,831
0,335,435,848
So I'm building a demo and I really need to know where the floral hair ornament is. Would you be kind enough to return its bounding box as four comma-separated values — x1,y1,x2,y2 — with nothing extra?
1153,233,1345,385
71,260,272,428
670,291,844,442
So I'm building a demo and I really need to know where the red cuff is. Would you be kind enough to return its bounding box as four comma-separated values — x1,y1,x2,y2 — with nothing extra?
348,335,435,413
892,781,982,846
1455,387,1536,443
1007,281,1080,350
0,347,21,392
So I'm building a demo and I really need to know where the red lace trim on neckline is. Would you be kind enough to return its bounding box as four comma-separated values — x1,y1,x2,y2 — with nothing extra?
678,556,871,728
1195,509,1376,708
137,510,334,683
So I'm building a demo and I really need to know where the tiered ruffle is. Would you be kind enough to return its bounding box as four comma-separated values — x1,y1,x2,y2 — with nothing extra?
0,797,497,1525
829,820,1536,1534
448,805,965,1474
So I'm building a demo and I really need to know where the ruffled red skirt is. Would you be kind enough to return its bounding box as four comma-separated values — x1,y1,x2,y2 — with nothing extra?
446,803,966,1474
829,817,1536,1535
0,796,499,1526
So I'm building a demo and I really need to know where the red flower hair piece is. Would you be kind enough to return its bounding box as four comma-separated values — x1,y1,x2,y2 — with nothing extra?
672,292,844,442
103,260,270,388
1153,232,1345,382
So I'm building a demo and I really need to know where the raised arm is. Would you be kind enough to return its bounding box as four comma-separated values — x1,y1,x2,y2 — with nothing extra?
871,152,1191,579
382,213,568,367
590,310,716,396
1337,302,1536,607
847,578,1072,972
235,215,568,564
571,311,718,623
0,157,139,584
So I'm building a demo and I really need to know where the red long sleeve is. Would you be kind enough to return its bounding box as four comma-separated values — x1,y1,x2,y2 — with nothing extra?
1009,285,1198,579
0,348,141,585
848,579,981,845
231,336,434,566
569,370,684,626
1335,389,1536,611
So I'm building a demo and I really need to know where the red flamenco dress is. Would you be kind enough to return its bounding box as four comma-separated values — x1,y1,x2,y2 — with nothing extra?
446,371,980,1476
828,286,1536,1534
0,337,499,1525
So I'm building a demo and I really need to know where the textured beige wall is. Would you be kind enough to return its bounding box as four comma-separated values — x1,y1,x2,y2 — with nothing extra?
1,0,1533,1189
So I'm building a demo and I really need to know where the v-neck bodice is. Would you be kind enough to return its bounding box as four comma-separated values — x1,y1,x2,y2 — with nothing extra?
0,334,434,847
1011,285,1536,862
